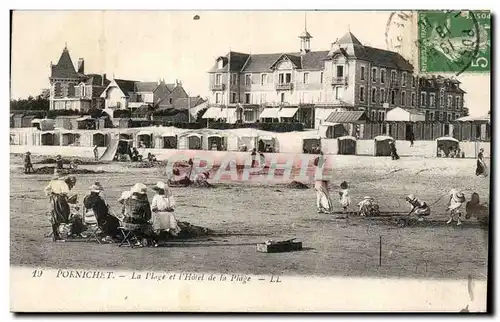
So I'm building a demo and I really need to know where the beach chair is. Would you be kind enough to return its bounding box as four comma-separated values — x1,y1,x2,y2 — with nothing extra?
118,223,139,247
85,223,102,244
83,208,102,244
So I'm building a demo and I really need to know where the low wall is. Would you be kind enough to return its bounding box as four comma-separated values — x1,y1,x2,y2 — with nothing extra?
395,141,436,158
460,141,490,159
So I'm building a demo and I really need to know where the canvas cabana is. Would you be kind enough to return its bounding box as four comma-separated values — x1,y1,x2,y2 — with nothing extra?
61,131,81,146
31,118,42,130
258,136,277,153
160,133,178,149
374,135,394,156
41,131,57,146
302,136,321,154
207,134,226,151
136,130,153,148
92,131,108,147
436,137,459,157
187,134,202,150
337,136,357,155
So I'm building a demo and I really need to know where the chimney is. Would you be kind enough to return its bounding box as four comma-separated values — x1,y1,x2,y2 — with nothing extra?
102,73,106,86
77,58,84,74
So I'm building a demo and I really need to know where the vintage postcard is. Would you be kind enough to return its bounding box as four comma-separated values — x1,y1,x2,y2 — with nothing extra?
9,10,491,312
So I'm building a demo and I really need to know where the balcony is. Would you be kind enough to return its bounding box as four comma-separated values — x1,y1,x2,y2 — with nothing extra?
210,83,226,91
275,83,293,90
331,76,348,86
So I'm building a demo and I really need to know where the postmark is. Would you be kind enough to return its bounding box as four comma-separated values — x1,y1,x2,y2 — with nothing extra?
417,10,490,75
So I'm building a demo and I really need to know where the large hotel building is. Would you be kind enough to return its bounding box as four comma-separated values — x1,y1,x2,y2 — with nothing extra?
205,27,466,129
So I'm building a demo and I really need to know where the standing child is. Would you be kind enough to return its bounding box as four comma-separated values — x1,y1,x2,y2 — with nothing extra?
339,181,351,214
446,188,466,226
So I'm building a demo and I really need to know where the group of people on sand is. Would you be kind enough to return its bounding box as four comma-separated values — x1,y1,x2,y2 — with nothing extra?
438,145,464,158
312,151,488,226
44,173,181,246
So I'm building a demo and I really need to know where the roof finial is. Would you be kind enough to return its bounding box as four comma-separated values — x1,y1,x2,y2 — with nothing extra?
64,42,68,50
304,12,307,32
348,24,351,32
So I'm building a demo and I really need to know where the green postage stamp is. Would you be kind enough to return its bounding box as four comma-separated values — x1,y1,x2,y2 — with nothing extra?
418,10,491,75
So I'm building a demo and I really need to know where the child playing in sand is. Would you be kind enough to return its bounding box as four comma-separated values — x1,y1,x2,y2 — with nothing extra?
446,188,466,226
405,194,431,221
339,181,351,214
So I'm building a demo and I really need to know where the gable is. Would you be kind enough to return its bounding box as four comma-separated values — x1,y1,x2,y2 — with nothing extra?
269,54,300,70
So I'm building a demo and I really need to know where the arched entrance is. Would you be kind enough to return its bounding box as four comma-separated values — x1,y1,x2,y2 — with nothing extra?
41,132,56,146
207,135,226,151
188,135,202,150
162,135,177,149
92,132,107,147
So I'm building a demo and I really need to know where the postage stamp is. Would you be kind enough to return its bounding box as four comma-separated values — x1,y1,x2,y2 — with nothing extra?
417,10,491,75
9,10,491,313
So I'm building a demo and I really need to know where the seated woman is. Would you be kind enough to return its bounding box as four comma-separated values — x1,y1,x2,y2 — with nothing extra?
83,184,121,242
124,183,155,247
405,194,431,221
117,191,131,219
151,182,181,243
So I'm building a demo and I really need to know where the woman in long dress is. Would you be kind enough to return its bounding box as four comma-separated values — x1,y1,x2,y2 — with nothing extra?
475,148,488,177
313,152,333,214
83,184,121,241
124,183,154,246
151,181,181,242
44,176,77,241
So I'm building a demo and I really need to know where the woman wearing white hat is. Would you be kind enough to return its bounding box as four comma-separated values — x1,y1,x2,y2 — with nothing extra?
446,188,466,225
118,190,132,220
151,181,180,240
405,194,430,221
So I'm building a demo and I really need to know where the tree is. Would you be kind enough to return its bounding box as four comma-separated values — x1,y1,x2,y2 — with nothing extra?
10,93,49,111
196,107,208,123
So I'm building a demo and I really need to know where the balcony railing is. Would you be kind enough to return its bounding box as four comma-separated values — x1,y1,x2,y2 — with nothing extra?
210,84,226,91
275,83,293,90
331,76,348,86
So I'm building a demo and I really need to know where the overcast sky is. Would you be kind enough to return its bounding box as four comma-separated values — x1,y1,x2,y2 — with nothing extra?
11,10,489,116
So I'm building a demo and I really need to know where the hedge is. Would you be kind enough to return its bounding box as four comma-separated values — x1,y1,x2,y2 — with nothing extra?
151,121,205,129
114,110,132,118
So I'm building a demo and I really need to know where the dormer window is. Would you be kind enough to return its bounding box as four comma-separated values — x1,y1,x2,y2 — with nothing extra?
218,59,224,69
